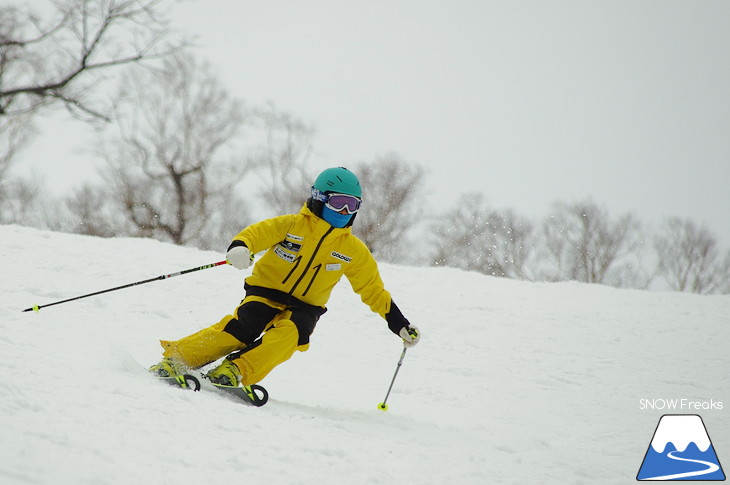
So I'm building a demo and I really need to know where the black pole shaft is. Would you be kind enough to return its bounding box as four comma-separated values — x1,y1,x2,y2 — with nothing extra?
381,347,408,407
22,260,228,312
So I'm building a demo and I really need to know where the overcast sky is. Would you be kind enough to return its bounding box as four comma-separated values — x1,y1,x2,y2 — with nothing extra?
15,0,730,244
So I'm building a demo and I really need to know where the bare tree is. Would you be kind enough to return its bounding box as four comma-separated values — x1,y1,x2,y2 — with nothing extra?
248,103,316,216
721,252,730,295
540,199,645,286
0,177,42,225
0,174,74,231
0,0,182,222
353,154,424,262
62,184,120,237
0,113,34,180
99,52,250,249
0,113,36,221
0,0,180,122
654,217,730,294
430,192,536,279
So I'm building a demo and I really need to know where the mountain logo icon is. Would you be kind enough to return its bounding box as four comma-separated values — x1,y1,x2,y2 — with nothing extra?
637,414,725,481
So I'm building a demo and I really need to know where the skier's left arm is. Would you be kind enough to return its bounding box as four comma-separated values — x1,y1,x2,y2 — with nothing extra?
384,299,420,348
346,244,420,348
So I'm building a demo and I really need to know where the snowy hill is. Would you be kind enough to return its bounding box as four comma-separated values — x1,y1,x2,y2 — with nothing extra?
1,224,728,484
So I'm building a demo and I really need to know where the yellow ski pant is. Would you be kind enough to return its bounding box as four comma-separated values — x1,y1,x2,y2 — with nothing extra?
160,296,309,385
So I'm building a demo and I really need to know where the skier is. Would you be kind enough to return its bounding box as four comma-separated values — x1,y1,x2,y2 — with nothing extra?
150,166,420,389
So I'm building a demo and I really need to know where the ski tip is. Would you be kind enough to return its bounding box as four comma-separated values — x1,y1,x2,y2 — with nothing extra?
182,374,202,391
210,382,269,407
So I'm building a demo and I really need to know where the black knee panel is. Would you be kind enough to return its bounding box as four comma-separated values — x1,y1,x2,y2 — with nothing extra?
223,301,280,345
289,307,327,346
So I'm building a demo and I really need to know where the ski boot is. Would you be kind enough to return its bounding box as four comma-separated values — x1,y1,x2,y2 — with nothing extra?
149,357,200,391
205,358,241,386
149,357,185,378
205,359,268,406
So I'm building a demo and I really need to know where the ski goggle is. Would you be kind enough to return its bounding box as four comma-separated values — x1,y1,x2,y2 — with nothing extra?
312,188,362,214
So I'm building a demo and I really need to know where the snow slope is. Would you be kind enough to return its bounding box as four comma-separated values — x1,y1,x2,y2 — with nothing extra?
1,225,728,484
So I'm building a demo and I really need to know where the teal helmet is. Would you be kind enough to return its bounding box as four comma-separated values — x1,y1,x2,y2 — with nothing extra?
308,167,362,228
312,167,362,197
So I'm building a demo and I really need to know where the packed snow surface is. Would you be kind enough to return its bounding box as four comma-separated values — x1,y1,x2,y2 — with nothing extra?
1,225,728,484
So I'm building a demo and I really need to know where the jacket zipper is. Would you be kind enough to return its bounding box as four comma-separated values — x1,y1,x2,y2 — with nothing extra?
288,226,334,296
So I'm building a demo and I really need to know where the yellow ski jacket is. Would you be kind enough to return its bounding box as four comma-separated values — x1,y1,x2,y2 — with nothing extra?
231,205,394,320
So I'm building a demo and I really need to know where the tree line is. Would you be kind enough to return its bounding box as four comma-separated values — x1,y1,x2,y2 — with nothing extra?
2,0,729,295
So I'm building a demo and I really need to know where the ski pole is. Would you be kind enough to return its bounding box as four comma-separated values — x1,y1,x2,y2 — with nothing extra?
22,260,228,313
377,346,408,412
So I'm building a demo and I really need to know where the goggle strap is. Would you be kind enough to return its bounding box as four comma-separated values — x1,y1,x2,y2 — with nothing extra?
312,188,328,202
311,188,361,214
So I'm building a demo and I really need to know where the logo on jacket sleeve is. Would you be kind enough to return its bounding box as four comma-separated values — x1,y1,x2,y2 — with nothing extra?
331,251,352,263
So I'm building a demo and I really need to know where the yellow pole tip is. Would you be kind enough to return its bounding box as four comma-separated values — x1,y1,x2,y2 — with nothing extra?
33,305,40,312
377,403,388,411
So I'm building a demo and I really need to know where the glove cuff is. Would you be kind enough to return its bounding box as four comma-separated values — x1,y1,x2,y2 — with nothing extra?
385,300,410,336
227,240,248,251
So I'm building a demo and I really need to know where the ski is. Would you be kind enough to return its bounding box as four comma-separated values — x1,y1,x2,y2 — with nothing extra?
208,381,269,407
153,372,268,407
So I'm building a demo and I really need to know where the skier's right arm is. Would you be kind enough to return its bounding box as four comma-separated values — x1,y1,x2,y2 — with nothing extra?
229,214,296,255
